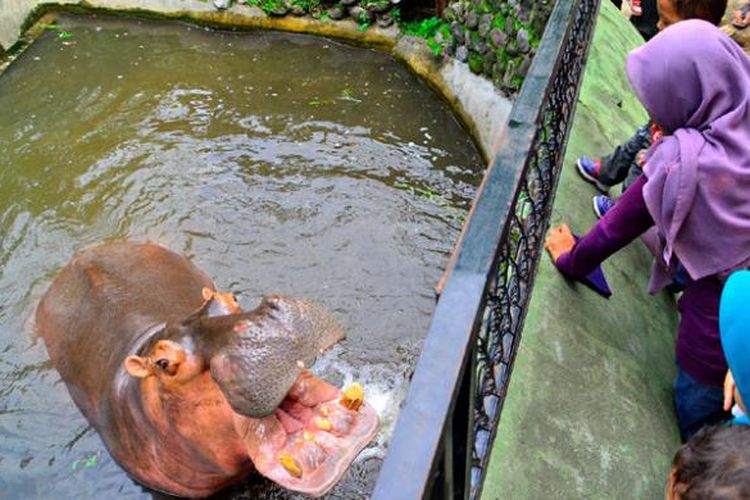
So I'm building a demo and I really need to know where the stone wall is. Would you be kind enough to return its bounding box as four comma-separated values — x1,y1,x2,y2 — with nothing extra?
441,0,551,94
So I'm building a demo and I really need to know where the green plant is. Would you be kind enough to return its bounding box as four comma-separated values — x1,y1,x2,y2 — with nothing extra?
400,16,452,57
42,23,73,40
357,11,371,31
401,16,443,38
245,0,287,14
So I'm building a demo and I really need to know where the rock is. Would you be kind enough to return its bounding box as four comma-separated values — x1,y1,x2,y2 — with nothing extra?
468,52,483,74
377,13,394,28
366,0,391,13
290,3,306,15
517,53,532,79
517,29,530,54
451,22,463,40
455,45,469,62
505,16,514,35
327,6,345,19
213,0,231,9
451,2,464,22
503,60,518,90
482,56,494,75
340,0,356,5
434,31,444,45
472,37,488,54
485,50,497,63
479,14,493,35
268,3,289,16
490,28,506,47
350,6,372,22
466,10,479,30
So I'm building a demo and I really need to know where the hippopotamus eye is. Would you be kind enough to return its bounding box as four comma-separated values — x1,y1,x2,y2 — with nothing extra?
155,359,169,371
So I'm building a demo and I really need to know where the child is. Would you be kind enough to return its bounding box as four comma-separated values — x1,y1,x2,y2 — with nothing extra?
666,425,750,499
575,0,727,218
545,20,750,441
734,2,750,29
720,270,750,426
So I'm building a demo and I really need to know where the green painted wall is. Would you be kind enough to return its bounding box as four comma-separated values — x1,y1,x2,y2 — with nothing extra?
482,2,681,499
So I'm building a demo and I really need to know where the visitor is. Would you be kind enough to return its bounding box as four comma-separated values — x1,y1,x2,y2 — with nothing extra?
544,20,750,441
666,425,750,499
720,270,750,426
575,0,727,218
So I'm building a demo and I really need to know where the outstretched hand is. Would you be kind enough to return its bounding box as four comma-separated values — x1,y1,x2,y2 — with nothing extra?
544,223,576,263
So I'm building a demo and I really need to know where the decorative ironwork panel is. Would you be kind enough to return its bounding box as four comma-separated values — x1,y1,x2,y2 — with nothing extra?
470,0,599,496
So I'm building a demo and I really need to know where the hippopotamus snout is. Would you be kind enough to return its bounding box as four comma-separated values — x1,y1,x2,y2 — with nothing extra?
209,295,346,418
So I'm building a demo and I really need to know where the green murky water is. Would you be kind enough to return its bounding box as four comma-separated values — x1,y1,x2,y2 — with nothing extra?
0,13,483,499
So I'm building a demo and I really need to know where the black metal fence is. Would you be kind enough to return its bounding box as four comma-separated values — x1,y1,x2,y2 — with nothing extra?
372,0,600,496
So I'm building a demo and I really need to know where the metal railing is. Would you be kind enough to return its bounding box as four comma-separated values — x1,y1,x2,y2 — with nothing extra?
372,0,600,496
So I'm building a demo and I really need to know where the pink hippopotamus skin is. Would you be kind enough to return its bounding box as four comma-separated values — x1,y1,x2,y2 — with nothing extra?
35,241,379,497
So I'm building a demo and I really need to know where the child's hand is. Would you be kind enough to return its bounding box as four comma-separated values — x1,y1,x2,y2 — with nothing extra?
724,370,736,412
544,224,576,263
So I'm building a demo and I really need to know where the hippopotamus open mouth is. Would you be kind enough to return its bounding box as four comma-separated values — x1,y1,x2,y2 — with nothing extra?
124,293,380,497
36,242,379,498
215,295,380,495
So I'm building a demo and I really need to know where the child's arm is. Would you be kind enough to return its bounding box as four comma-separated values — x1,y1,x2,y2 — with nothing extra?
545,174,654,279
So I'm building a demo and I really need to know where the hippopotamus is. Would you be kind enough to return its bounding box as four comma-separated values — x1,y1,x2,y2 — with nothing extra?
35,241,379,497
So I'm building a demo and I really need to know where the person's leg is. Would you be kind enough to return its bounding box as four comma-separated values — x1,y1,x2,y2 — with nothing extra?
597,124,651,186
621,163,644,194
673,366,731,442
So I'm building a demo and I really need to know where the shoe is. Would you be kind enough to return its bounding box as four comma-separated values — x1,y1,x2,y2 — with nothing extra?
631,0,643,16
576,156,609,192
592,195,615,219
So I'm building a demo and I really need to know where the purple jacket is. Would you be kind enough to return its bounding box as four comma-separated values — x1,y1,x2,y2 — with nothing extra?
556,175,726,387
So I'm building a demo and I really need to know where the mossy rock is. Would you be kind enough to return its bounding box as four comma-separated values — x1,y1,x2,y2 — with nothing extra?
468,51,484,73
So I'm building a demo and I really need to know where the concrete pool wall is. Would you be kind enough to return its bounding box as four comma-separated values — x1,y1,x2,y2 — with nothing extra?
0,0,512,162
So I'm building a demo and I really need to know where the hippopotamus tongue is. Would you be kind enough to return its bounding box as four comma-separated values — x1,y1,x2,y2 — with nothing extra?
209,296,346,418
233,370,380,497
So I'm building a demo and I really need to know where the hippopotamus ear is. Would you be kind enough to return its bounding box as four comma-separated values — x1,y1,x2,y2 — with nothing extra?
124,355,153,378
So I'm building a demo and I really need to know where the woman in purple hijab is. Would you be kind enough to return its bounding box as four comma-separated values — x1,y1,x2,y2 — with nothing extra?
545,19,750,441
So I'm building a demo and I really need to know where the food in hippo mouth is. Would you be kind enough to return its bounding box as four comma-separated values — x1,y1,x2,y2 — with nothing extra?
238,371,380,496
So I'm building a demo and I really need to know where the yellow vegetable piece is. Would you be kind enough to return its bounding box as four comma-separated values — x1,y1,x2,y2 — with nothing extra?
315,417,332,431
279,452,302,478
340,382,364,411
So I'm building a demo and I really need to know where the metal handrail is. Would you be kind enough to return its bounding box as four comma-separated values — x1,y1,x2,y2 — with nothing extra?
372,0,600,496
